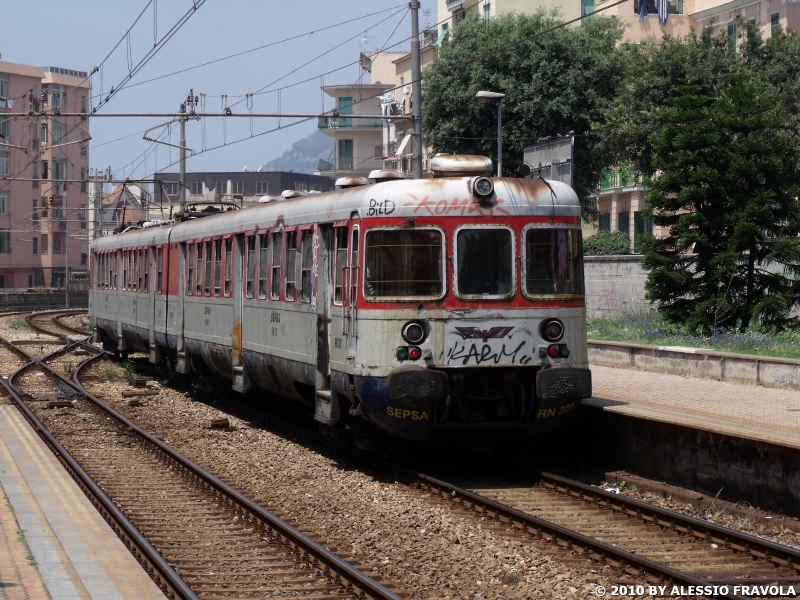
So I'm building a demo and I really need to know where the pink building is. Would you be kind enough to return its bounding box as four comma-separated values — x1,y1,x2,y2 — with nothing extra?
0,61,91,288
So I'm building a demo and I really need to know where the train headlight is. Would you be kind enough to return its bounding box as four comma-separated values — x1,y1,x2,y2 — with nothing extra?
472,176,494,198
401,321,426,345
540,318,564,342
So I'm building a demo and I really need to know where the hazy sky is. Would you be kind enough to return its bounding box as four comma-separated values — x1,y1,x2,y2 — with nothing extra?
0,0,437,178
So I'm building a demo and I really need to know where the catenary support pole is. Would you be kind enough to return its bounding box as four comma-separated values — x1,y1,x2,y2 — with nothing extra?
410,0,423,180
179,102,187,212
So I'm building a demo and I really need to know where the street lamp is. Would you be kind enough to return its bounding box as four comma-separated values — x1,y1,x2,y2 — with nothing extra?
476,90,505,176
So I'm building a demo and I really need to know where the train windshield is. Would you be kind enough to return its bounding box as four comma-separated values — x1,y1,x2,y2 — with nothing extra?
456,227,514,298
364,229,443,299
525,228,584,296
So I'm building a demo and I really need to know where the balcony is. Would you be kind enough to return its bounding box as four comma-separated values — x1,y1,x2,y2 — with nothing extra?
318,116,384,130
599,166,642,189
316,156,382,174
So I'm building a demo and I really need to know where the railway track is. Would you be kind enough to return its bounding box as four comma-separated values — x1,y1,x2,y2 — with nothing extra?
1,311,401,600
399,469,800,599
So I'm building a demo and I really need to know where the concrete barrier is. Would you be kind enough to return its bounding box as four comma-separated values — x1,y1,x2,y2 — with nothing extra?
589,339,800,391
0,291,88,311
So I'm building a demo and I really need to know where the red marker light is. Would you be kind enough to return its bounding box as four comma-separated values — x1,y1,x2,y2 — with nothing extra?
408,346,422,360
547,344,560,358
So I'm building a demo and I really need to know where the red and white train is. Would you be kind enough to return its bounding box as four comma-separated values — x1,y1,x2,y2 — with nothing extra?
89,156,591,446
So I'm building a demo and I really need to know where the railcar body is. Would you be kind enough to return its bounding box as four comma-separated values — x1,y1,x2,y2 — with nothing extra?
89,167,591,445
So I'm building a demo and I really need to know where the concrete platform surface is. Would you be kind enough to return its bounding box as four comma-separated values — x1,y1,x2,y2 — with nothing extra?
0,406,166,600
591,364,800,448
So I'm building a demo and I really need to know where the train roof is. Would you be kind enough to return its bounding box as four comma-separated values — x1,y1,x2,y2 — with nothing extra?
91,176,580,251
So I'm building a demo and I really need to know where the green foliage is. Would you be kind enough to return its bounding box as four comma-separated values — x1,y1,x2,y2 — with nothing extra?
422,11,627,219
583,230,631,255
8,318,27,329
643,72,800,333
123,360,137,384
98,362,124,380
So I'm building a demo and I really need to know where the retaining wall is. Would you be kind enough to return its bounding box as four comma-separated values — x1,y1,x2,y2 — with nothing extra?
583,255,649,318
0,291,88,311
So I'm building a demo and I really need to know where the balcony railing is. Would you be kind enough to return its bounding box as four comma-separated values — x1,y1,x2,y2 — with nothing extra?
599,166,642,189
317,156,382,173
318,116,384,130
375,141,397,160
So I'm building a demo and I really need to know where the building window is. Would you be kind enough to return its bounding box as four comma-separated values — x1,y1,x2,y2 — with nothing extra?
32,236,38,255
52,120,67,145
80,95,87,113
599,213,610,232
771,12,780,35
0,190,8,214
618,211,630,233
51,85,67,108
232,181,243,195
164,182,179,196
0,230,10,254
41,234,48,254
53,235,64,254
191,181,203,195
0,119,9,143
728,22,737,51
0,151,7,175
53,158,67,181
634,0,683,15
215,181,225,194
41,160,48,181
40,124,48,144
483,2,491,20
79,204,87,229
582,0,595,17
255,181,268,195
0,74,9,101
32,199,40,224
80,131,88,158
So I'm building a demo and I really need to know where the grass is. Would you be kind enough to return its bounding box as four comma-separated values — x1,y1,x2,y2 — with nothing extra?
8,318,27,329
587,311,800,360
97,362,125,380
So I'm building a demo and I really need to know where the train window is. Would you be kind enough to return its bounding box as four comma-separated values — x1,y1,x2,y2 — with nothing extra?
204,241,212,296
258,234,268,298
245,236,256,298
223,238,232,297
113,252,118,289
157,247,163,294
455,227,514,298
195,243,204,295
364,229,443,299
214,241,222,296
285,232,297,301
334,228,348,305
187,244,195,295
524,228,584,296
270,232,282,300
300,231,313,302
143,249,149,293
350,227,359,304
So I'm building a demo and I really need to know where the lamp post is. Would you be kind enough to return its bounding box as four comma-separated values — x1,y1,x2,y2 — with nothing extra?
476,91,505,176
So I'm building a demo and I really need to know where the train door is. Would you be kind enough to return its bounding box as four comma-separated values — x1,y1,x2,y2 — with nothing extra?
329,221,358,370
316,225,332,391
232,234,250,392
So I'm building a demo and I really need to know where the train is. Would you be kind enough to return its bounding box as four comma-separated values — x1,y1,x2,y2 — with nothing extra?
89,155,591,447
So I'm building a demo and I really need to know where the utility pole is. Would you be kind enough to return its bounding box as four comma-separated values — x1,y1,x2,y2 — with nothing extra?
409,0,423,180
64,197,69,309
179,101,187,212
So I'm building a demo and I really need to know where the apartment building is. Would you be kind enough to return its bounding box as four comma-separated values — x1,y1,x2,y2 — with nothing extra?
0,61,91,288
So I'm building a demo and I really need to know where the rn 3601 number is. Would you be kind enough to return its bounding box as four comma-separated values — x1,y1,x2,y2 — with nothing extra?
270,311,280,323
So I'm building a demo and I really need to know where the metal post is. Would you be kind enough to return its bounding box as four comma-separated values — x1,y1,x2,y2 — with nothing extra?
179,102,187,212
409,0,423,179
64,200,69,309
497,100,503,177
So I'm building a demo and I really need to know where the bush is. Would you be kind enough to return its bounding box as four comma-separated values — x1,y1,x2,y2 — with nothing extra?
583,230,631,255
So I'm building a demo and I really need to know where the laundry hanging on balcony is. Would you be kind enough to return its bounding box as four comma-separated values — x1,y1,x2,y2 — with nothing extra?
658,0,669,25
638,0,648,21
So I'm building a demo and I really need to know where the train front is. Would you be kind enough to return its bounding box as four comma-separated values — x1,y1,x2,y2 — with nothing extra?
343,161,592,443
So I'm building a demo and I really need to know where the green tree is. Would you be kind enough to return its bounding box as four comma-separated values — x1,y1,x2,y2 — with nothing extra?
422,11,627,218
643,74,800,333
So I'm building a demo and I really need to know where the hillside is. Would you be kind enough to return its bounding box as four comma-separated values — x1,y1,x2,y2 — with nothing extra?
262,130,334,174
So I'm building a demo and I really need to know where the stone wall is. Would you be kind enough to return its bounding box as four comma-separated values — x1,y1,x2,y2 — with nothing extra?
584,255,650,317
0,291,88,310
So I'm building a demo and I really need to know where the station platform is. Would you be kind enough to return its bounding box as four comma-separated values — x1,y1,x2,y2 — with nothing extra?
0,405,166,600
589,364,800,449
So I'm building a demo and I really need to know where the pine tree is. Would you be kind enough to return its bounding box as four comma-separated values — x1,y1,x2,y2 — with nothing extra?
643,72,800,333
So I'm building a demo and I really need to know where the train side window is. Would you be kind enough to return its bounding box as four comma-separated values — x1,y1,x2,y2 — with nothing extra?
223,238,232,297
245,236,256,298
285,232,297,301
143,249,149,293
113,252,118,289
195,243,204,295
214,241,222,296
524,228,584,296
204,241,212,296
157,247,163,294
187,244,195,296
258,233,268,298
300,231,313,302
271,232,282,300
350,226,359,304
334,228,348,305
